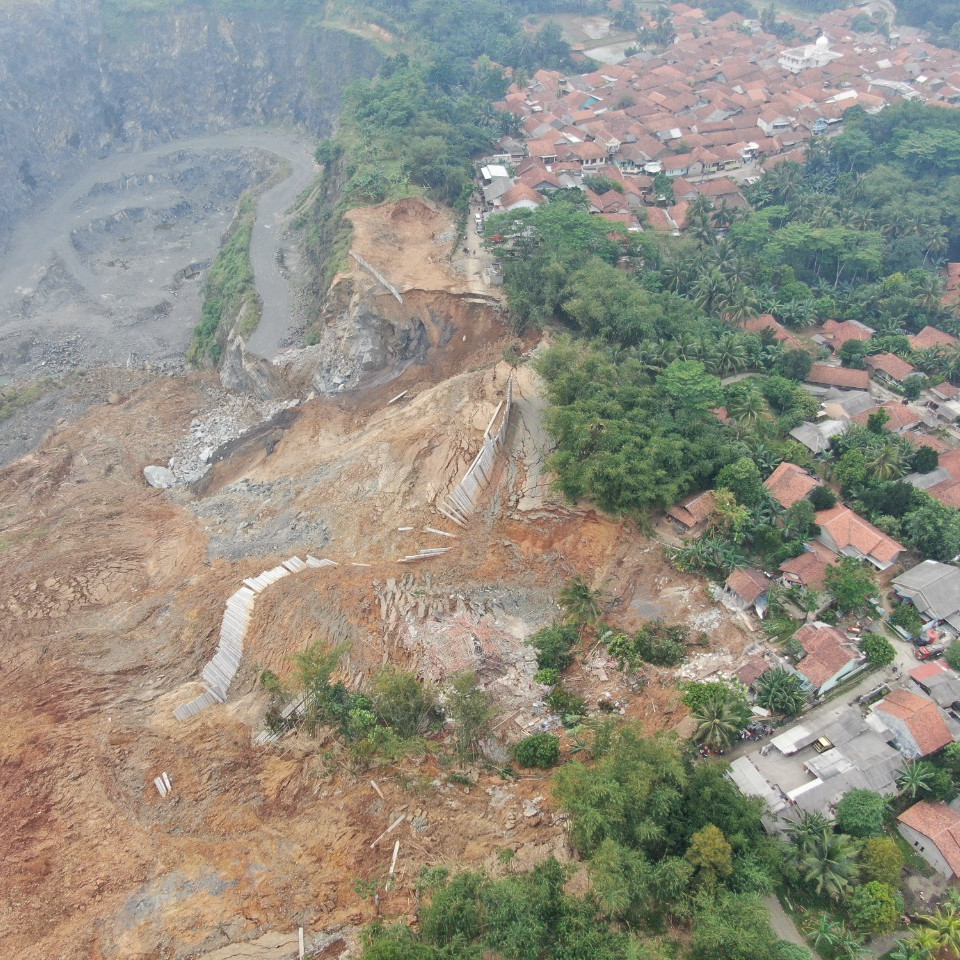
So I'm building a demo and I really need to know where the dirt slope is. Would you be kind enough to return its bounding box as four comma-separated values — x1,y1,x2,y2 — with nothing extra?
0,201,754,959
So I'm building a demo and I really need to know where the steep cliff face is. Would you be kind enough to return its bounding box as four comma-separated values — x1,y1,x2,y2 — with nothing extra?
0,0,381,251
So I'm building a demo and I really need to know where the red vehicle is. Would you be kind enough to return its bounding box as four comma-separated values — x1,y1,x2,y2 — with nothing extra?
915,644,946,661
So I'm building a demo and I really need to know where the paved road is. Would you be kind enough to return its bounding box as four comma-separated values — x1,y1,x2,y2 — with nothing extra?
244,136,318,358
764,895,808,948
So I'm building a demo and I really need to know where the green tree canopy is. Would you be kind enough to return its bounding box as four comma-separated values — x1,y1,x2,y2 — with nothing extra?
835,789,888,838
824,558,877,614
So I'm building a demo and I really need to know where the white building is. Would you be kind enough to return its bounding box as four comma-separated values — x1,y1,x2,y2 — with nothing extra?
779,36,842,75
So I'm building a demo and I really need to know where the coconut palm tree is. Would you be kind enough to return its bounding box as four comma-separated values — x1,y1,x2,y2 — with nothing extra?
923,225,950,267
557,576,605,629
898,760,937,800
801,831,860,900
709,198,739,232
726,389,769,429
692,266,731,315
786,811,833,856
914,270,946,313
721,284,761,326
691,687,749,750
863,442,906,482
706,334,749,377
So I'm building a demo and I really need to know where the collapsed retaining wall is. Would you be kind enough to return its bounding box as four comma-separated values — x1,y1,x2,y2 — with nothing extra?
438,376,512,527
173,555,337,721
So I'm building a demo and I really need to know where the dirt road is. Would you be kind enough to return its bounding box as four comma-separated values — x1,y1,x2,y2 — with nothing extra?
0,128,315,377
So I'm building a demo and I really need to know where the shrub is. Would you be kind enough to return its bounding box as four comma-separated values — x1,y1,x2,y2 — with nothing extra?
513,733,561,768
607,620,688,669
848,881,903,935
528,623,579,672
835,789,887,838
546,683,586,725
946,640,960,672
860,836,904,886
911,444,939,474
859,632,896,666
371,668,438,738
534,668,560,686
446,670,493,759
890,601,924,636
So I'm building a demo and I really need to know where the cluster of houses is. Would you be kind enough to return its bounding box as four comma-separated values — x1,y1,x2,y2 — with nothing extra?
762,311,960,511
729,642,960,881
481,2,960,234
727,557,960,878
665,360,960,875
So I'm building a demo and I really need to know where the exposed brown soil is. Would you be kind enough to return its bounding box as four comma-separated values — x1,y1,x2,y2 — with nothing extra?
0,199,753,960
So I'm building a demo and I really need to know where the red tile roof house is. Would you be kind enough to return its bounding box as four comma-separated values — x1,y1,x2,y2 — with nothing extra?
741,313,803,351
873,688,955,759
851,402,923,434
792,621,863,695
815,505,906,571
814,318,875,352
667,490,717,535
864,351,921,386
722,567,770,618
911,325,959,351
778,544,833,592
805,363,871,392
764,461,821,509
898,801,960,880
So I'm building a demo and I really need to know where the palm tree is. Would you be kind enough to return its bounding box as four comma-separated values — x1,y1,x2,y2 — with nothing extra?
921,904,960,958
726,388,769,429
721,284,761,325
786,811,833,855
800,831,860,900
923,225,950,266
692,266,731,314
764,161,804,205
755,667,808,716
691,687,749,750
898,760,936,800
864,442,905,481
711,198,737,231
557,576,605,629
706,335,749,377
847,208,877,231
914,270,946,313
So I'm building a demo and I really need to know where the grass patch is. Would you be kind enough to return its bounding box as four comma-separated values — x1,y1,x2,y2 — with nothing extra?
894,832,935,876
0,525,50,553
188,194,260,366
0,377,59,423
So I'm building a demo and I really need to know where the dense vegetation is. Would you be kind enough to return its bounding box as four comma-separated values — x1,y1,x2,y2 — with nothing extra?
897,0,960,48
484,102,960,566
188,195,259,366
360,728,812,960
